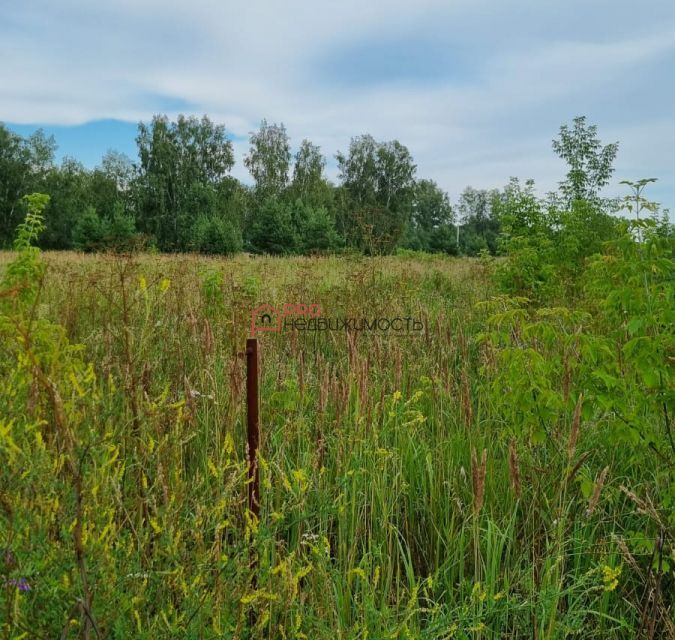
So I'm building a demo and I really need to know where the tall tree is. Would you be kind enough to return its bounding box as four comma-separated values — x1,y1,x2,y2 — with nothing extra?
337,135,379,208
400,179,456,253
0,125,27,245
456,186,501,255
100,150,134,193
376,140,416,211
41,157,90,249
0,125,56,245
292,140,324,195
290,139,331,205
552,116,618,204
412,179,453,230
551,117,622,266
244,120,291,198
135,114,235,250
336,135,416,253
494,178,546,238
87,150,135,221
25,129,58,180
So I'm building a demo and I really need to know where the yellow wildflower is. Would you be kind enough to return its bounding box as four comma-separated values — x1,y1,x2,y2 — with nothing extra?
602,564,621,592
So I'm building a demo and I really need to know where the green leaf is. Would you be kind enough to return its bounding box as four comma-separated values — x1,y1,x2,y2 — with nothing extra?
626,318,643,335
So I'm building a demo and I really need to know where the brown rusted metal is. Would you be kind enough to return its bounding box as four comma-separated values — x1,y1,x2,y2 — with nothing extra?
245,337,260,519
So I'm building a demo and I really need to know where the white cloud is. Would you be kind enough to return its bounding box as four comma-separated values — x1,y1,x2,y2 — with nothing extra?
1,0,673,208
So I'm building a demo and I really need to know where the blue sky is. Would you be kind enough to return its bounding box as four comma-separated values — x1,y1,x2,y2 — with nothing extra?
1,0,674,213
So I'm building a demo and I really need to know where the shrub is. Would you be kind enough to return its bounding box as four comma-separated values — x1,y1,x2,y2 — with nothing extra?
107,205,138,250
191,214,243,255
247,198,298,254
72,206,109,252
294,202,341,253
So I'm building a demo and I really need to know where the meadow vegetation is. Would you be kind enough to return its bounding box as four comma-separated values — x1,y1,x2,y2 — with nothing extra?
0,182,673,638
1,114,674,638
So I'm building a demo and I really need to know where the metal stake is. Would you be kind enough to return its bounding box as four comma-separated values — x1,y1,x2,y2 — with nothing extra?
246,338,260,519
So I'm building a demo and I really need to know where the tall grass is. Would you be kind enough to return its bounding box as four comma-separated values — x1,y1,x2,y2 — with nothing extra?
0,248,672,638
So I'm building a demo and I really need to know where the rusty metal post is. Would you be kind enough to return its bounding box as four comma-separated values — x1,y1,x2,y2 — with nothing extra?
245,338,260,519
245,338,260,629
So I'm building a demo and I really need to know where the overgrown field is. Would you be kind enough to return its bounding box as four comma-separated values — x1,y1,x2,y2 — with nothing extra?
1,228,673,637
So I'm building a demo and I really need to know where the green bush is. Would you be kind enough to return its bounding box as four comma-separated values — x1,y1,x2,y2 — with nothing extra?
294,201,341,253
191,214,243,255
72,206,109,252
73,205,139,252
247,198,298,254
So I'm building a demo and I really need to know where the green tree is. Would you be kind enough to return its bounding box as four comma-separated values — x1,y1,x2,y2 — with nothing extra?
495,178,547,239
456,186,501,255
247,198,298,254
618,178,673,235
402,179,457,253
288,139,334,210
291,140,324,198
244,120,291,199
217,175,250,232
40,158,91,249
494,178,557,298
552,115,618,205
73,203,137,252
412,179,453,231
135,114,235,250
336,135,416,253
336,135,378,209
292,200,340,253
190,214,242,255
547,118,622,277
0,126,56,246
107,204,138,250
100,150,134,192
0,125,27,245
87,150,135,221
72,206,110,251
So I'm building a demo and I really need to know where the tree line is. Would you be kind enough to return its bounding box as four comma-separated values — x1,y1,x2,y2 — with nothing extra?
0,115,669,255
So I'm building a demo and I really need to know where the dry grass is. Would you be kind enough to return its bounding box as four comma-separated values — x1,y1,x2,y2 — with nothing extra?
0,249,668,639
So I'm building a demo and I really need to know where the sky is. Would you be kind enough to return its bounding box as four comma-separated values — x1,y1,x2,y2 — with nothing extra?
1,0,674,213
